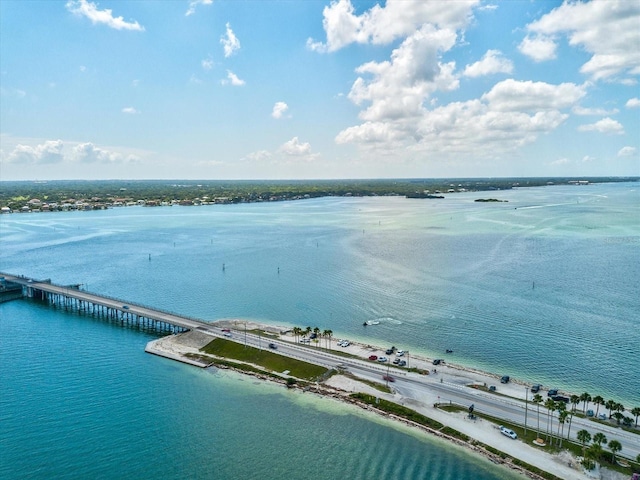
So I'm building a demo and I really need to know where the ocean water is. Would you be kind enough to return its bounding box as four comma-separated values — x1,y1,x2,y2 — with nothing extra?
1,182,638,478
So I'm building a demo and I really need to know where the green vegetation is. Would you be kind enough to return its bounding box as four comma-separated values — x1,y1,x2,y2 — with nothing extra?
350,393,446,431
200,338,328,381
1,177,637,210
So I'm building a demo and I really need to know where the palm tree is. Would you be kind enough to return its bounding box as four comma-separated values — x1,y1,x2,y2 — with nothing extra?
532,394,543,440
577,429,591,458
608,439,622,464
322,329,333,350
605,399,616,419
580,392,592,414
593,432,607,447
557,409,568,447
313,326,321,346
565,408,575,444
305,326,312,339
587,443,602,466
544,398,556,442
613,411,624,425
631,407,640,428
292,326,302,343
592,395,604,418
569,394,580,413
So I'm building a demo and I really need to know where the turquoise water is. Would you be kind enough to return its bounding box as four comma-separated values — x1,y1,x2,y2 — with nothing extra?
1,182,638,478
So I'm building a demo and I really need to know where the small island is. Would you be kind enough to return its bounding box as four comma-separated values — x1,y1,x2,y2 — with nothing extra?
474,198,508,202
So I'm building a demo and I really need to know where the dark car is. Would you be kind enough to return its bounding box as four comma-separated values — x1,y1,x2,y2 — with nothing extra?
531,384,541,393
552,395,569,403
547,389,558,396
385,348,394,355
489,385,497,392
500,375,510,384
368,355,378,361
268,343,277,349
433,359,442,365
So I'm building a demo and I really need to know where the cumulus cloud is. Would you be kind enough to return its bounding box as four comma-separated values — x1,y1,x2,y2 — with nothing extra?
524,0,640,80
6,140,64,165
186,0,213,17
221,70,245,86
72,142,140,164
121,107,139,114
578,117,625,135
271,102,289,119
307,0,477,52
337,79,585,160
463,50,513,77
66,0,144,31
618,146,637,157
3,139,141,168
221,23,240,58
626,98,640,108
279,137,312,156
347,25,458,123
517,35,557,62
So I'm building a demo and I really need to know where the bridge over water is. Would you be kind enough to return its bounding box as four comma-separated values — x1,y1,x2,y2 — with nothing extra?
0,272,211,334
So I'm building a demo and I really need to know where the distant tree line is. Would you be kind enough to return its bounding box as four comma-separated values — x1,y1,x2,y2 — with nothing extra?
1,177,637,210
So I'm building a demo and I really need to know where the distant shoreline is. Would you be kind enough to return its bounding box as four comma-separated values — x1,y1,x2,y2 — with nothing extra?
1,176,637,212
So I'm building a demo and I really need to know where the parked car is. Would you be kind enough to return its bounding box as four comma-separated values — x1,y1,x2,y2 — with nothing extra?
552,395,569,403
531,384,541,393
586,409,594,417
547,389,558,396
377,356,388,363
398,360,406,367
385,348,394,355
499,426,517,439
500,375,510,384
392,358,401,365
396,350,405,356
368,355,378,361
489,385,497,392
433,359,442,365
598,413,607,420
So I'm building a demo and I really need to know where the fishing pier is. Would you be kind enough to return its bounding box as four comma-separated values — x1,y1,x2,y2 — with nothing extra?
0,272,209,334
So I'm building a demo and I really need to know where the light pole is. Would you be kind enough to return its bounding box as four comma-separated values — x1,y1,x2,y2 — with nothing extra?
524,386,529,437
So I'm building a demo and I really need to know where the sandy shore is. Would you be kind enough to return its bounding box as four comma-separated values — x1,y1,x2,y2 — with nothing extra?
146,320,628,480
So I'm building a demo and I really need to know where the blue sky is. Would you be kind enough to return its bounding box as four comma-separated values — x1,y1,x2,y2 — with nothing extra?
1,0,638,180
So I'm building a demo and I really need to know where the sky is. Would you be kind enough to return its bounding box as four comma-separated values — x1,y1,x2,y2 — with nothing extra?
0,0,639,180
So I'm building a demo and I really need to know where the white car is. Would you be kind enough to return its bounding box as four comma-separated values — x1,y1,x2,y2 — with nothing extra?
499,426,517,439
396,350,405,356
377,356,388,363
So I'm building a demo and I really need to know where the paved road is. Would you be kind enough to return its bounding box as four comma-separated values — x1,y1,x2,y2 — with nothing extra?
224,329,640,460
6,271,637,461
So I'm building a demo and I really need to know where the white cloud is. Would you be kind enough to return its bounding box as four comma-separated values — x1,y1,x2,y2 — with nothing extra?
185,0,213,17
618,146,637,157
271,102,289,119
6,140,64,165
279,137,312,156
338,79,584,160
221,70,245,86
308,0,477,52
463,49,513,77
578,117,625,135
72,142,138,164
201,56,214,71
347,25,458,123
549,157,571,166
221,23,240,58
481,79,586,112
573,106,618,116
121,107,139,114
626,98,640,108
525,0,640,80
244,150,272,162
517,35,557,62
66,0,144,31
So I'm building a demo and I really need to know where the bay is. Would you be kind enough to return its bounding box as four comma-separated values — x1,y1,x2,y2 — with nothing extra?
1,181,638,478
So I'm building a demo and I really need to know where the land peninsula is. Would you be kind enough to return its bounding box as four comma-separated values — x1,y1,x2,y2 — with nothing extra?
1,176,637,213
146,321,639,480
